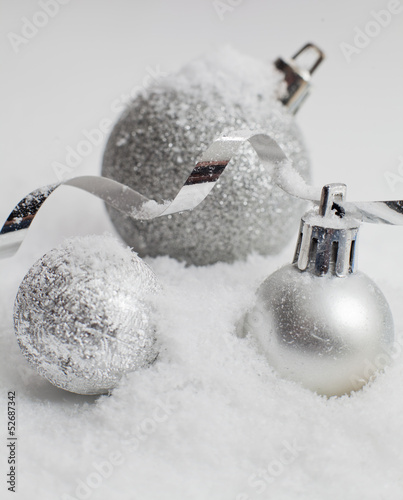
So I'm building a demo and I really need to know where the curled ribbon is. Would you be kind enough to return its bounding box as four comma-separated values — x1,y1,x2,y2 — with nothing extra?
0,131,290,259
2,129,403,259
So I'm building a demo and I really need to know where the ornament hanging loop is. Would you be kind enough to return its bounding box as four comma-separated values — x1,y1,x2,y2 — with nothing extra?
275,42,325,114
293,43,325,75
319,183,346,217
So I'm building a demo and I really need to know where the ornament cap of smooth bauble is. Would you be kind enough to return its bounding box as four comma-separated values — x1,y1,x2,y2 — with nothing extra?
294,183,360,277
275,42,325,114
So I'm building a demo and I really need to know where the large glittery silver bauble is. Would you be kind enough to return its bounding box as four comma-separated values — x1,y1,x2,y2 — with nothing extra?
244,264,394,397
102,47,310,265
14,235,159,395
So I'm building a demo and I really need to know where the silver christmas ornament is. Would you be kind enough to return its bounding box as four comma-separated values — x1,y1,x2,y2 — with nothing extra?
13,235,160,395
101,43,324,265
243,183,398,397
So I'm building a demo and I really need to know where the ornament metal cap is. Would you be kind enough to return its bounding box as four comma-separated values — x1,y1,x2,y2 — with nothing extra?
275,43,325,114
293,183,360,278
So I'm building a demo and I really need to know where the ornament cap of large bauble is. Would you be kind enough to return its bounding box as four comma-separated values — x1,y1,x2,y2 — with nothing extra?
275,42,325,114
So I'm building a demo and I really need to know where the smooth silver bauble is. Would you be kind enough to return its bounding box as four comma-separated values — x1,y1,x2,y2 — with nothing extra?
102,47,310,266
14,235,159,395
244,264,394,396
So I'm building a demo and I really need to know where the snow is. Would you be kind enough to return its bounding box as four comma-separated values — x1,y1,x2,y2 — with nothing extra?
2,228,403,499
274,161,321,202
154,45,282,113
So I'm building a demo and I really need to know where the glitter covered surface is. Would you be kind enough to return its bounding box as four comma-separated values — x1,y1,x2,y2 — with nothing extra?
102,47,310,265
13,235,159,395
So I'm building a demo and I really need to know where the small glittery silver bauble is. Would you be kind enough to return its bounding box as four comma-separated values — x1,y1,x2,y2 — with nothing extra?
244,264,394,397
102,47,310,265
14,235,159,395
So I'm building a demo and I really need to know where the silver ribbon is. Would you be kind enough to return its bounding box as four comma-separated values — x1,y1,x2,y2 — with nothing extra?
0,131,289,259
1,129,403,259
275,162,403,225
